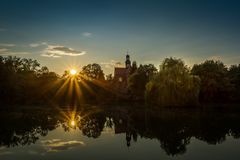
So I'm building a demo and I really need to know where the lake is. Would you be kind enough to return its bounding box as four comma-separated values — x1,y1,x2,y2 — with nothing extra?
0,105,240,160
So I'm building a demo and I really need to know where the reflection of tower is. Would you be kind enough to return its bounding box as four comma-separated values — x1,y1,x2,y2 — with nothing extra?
126,132,131,147
125,54,131,69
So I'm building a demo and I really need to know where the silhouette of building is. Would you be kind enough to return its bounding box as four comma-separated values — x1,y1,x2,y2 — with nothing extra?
113,54,131,91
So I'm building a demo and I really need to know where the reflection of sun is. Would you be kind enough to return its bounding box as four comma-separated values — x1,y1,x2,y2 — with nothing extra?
70,69,77,75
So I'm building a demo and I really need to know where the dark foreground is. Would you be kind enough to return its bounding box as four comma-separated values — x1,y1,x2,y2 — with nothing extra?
1,105,240,160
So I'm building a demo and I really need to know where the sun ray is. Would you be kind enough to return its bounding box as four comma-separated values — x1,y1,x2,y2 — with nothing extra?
74,78,84,105
78,75,96,95
54,78,71,98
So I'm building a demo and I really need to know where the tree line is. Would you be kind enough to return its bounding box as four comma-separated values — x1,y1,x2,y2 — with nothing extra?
128,57,240,106
0,56,240,107
0,56,109,105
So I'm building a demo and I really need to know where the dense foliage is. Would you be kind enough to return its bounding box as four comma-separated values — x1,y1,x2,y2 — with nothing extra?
0,56,110,105
81,63,105,80
128,64,157,100
0,56,58,104
191,60,234,103
228,64,240,101
1,55,240,107
145,58,200,106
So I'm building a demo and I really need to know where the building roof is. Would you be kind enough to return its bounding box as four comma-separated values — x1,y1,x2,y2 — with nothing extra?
114,67,128,76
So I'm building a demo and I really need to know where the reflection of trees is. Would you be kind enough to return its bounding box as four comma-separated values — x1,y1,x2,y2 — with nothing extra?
59,109,106,138
193,113,229,145
125,131,138,147
78,110,106,138
125,110,191,156
109,108,240,156
149,117,191,156
80,116,105,138
1,107,240,157
0,110,59,147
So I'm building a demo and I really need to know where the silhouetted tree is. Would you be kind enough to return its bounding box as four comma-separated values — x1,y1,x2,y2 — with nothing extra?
228,64,240,101
130,61,137,75
1,55,240,106
191,60,233,102
128,64,157,100
145,58,200,106
0,56,59,105
81,63,105,80
106,74,113,81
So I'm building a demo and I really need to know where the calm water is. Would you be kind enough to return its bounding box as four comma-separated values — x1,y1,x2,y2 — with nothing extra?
1,106,240,160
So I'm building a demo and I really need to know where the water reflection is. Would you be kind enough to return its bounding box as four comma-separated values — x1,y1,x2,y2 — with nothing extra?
1,107,240,156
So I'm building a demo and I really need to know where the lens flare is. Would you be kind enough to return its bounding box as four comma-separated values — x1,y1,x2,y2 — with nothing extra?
70,69,77,75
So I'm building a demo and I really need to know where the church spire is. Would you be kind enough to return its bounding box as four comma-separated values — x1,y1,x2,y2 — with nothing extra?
125,51,131,69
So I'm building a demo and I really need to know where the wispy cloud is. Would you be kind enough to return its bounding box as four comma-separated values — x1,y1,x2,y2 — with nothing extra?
41,45,86,58
0,51,30,56
30,43,41,47
0,48,8,52
29,42,47,48
0,43,30,55
82,32,92,37
0,43,15,47
101,60,123,69
41,139,85,152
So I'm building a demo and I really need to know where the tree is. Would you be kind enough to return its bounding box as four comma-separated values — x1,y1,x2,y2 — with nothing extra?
138,64,157,77
79,63,109,103
228,64,240,101
0,56,24,104
191,60,233,102
21,58,40,73
81,63,105,80
130,61,137,75
0,56,59,105
38,66,49,75
145,57,200,106
106,74,113,81
128,64,157,99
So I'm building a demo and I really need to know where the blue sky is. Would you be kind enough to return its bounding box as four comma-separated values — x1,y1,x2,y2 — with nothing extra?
0,0,240,74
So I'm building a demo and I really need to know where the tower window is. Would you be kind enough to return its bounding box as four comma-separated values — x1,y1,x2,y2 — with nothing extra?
119,77,122,82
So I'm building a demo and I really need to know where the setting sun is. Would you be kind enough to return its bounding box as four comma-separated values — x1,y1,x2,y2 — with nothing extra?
70,69,77,75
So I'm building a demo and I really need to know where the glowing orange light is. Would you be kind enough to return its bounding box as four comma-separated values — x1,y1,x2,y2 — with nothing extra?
70,69,77,75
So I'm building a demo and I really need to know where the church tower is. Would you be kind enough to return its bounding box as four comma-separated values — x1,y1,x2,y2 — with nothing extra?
125,54,131,69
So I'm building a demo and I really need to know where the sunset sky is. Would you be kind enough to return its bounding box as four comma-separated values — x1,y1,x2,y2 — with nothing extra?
0,0,240,75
